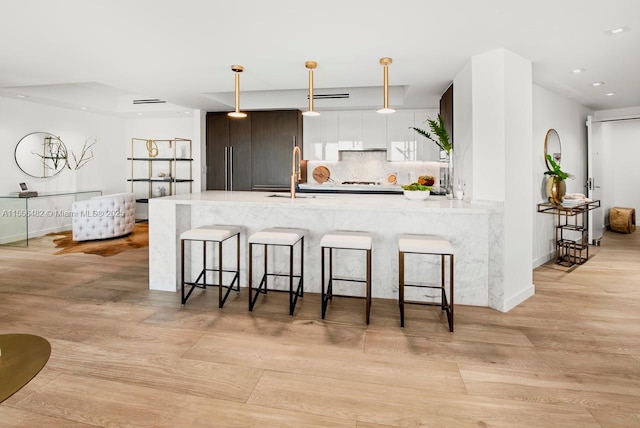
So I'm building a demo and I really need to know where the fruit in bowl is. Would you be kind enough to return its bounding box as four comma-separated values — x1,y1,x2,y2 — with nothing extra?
417,175,435,186
401,183,432,200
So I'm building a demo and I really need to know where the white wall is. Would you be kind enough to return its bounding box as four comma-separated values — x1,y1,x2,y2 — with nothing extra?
0,97,126,196
593,107,640,226
532,85,593,267
0,96,202,241
0,97,127,241
453,48,534,312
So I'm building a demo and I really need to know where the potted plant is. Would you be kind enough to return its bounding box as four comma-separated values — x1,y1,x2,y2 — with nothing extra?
410,114,452,155
410,114,453,197
544,154,573,204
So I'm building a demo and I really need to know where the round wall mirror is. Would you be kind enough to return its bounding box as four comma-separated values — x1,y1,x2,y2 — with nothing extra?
544,129,561,171
14,132,67,178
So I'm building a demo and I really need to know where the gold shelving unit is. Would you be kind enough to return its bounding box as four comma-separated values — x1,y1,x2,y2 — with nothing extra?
127,138,193,203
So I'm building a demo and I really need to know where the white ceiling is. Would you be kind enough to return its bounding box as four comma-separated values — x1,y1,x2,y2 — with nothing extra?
1,0,639,117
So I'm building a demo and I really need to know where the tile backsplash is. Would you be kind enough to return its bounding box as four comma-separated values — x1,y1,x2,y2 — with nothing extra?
306,150,445,186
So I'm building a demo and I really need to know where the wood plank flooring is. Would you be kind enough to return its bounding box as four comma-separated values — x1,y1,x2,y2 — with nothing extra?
1,229,639,427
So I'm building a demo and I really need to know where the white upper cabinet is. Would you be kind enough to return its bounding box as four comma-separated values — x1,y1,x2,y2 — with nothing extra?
338,111,362,151
303,109,440,161
361,111,387,150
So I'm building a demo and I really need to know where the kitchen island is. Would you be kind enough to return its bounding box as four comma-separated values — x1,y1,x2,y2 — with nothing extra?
149,191,505,309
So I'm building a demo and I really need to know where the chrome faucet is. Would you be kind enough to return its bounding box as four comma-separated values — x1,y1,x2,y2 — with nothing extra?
290,146,301,199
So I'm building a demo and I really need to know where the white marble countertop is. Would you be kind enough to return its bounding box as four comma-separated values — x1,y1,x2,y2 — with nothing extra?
160,191,502,215
150,190,506,309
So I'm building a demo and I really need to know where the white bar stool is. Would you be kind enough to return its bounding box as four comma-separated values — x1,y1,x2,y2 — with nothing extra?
180,225,241,308
248,227,306,316
398,234,454,332
320,230,373,324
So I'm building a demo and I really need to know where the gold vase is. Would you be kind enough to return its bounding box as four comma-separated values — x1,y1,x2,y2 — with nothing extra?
546,176,566,205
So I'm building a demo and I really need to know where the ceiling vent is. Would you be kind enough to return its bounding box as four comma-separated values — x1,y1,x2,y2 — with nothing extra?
133,98,167,105
309,93,350,100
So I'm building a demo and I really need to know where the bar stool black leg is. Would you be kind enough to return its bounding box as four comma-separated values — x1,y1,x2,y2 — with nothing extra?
181,239,186,305
365,249,371,325
300,237,304,297
450,254,454,333
399,250,405,327
248,243,253,312
441,254,446,311
289,243,294,316
218,241,223,309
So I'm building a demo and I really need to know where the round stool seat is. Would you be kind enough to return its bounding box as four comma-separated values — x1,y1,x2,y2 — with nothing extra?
398,234,454,255
181,225,242,242
320,231,372,250
248,227,306,246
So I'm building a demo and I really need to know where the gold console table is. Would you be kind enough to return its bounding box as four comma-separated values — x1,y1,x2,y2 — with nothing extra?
537,200,601,267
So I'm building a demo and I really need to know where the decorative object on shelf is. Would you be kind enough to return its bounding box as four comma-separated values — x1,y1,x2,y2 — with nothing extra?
544,154,573,205
410,114,453,198
386,172,397,185
228,65,247,118
376,57,396,114
455,180,464,200
65,136,96,170
417,175,435,186
401,182,431,200
128,138,193,206
302,61,320,117
145,139,159,158
312,165,331,183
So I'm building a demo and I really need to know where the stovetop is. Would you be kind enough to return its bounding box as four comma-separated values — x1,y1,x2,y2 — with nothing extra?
340,181,381,186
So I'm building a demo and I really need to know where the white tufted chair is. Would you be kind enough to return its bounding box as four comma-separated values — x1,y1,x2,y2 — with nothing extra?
71,193,136,241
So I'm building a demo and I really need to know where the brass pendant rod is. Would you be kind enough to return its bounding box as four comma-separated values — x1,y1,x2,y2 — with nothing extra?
382,64,389,109
234,72,241,113
308,68,314,112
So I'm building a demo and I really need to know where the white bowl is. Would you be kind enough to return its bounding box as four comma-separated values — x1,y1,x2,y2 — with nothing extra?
403,190,430,201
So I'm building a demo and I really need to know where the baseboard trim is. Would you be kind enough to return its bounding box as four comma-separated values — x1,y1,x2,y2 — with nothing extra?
502,284,535,312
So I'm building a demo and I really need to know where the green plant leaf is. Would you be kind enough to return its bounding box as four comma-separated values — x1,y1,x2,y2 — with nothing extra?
409,113,451,154
544,154,572,180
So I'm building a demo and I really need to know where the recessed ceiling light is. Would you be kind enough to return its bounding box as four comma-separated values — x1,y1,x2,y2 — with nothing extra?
80,106,87,110
592,81,605,87
183,111,191,114
137,112,143,116
605,26,629,36
16,94,27,98
605,92,616,96
571,68,586,74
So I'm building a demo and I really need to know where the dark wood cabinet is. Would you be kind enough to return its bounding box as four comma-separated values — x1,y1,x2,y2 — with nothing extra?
439,83,453,149
250,110,302,190
205,112,252,191
206,110,302,191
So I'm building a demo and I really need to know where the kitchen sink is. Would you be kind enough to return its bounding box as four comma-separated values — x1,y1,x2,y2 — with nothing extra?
267,193,335,199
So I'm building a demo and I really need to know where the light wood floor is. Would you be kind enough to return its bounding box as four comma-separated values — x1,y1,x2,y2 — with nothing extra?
1,230,639,427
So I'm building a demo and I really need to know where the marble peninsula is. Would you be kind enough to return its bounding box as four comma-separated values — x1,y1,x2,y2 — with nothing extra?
149,191,505,310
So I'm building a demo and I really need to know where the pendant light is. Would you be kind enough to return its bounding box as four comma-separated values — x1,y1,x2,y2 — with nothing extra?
302,60,320,117
376,57,396,114
228,65,247,118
